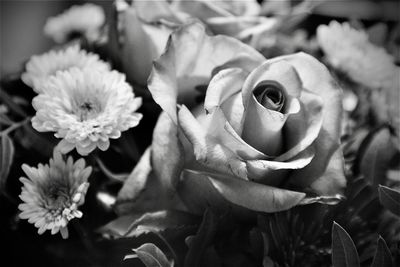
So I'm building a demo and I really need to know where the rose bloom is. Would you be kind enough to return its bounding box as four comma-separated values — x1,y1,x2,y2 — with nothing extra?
117,23,345,215
18,151,91,239
109,0,275,86
31,68,143,156
317,21,396,90
44,3,105,44
22,45,110,93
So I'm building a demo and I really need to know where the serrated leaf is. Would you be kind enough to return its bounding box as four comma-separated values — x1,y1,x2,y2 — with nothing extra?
124,210,199,237
0,134,14,192
184,209,217,267
98,210,199,239
357,127,397,186
331,222,360,267
371,236,393,267
126,243,173,267
299,194,345,205
379,185,400,217
97,214,143,238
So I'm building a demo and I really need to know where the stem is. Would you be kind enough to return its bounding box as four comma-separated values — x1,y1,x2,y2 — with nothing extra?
0,89,28,118
154,232,179,267
1,117,30,135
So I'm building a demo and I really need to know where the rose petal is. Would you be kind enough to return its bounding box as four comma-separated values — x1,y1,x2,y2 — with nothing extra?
173,0,234,19
151,112,185,192
121,7,158,85
207,172,306,213
238,60,303,155
141,23,174,58
178,105,248,179
307,147,346,196
207,107,268,160
275,52,344,192
241,93,299,156
241,60,303,108
206,16,272,37
246,147,315,185
220,92,244,133
148,22,265,121
276,89,323,162
178,170,247,215
204,68,247,113
117,148,152,205
134,0,186,24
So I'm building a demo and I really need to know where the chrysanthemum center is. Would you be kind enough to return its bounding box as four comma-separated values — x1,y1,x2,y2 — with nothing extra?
73,99,102,121
42,183,72,212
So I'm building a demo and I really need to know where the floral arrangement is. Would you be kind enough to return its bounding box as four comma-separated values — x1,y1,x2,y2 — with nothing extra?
1,0,399,266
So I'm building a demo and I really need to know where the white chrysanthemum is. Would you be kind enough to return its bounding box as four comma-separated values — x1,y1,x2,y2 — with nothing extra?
18,151,92,239
44,3,105,43
31,68,143,156
317,21,396,90
22,45,110,93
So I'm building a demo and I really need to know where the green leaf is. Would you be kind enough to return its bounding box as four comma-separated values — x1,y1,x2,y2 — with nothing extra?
125,243,173,267
184,209,217,267
379,185,400,217
357,127,397,187
124,210,199,237
331,222,360,267
371,236,393,267
98,210,199,238
0,134,14,193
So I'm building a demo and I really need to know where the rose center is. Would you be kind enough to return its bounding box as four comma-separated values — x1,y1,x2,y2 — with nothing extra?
253,81,285,112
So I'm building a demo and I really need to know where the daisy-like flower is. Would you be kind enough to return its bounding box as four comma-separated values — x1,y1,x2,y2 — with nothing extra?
317,21,396,90
22,45,110,93
31,68,143,156
18,151,92,239
44,3,105,44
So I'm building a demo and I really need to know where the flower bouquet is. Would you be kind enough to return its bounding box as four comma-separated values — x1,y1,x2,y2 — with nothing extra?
1,0,399,266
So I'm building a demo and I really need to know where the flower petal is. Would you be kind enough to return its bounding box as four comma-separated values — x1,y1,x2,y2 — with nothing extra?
276,89,323,162
178,105,248,179
148,22,265,122
117,148,152,205
275,52,345,192
246,147,315,186
204,68,247,114
134,0,186,24
206,107,267,160
121,6,158,85
207,172,306,213
151,112,185,192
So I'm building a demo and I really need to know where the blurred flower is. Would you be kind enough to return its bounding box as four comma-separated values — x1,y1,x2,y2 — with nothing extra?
111,0,276,86
31,68,143,155
18,151,92,239
22,45,110,93
317,21,396,90
44,3,105,43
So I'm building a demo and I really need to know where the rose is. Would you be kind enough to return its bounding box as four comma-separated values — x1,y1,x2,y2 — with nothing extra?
108,0,276,87
171,0,274,40
117,22,345,215
108,0,184,86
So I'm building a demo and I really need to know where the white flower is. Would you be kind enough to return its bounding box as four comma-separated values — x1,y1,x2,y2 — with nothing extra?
317,21,396,90
18,151,92,239
44,3,105,43
31,68,143,155
22,45,110,93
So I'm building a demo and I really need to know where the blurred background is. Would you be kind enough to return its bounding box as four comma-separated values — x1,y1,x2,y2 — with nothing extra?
0,0,114,78
1,0,398,79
